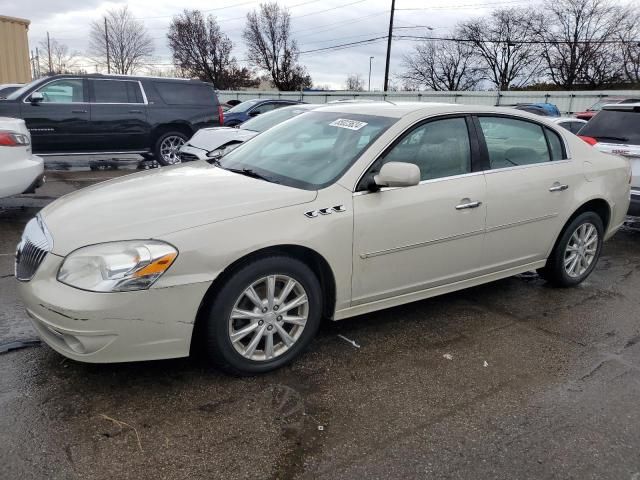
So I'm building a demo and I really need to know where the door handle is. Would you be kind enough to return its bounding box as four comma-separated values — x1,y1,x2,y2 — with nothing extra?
549,183,569,192
71,109,87,114
455,201,482,210
128,109,142,113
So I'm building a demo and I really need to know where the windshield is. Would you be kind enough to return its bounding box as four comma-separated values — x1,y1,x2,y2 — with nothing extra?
5,78,45,101
219,111,397,190
579,110,640,145
227,100,261,113
240,106,314,133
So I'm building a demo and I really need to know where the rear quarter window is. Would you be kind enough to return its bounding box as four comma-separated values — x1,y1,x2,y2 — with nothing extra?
153,82,218,106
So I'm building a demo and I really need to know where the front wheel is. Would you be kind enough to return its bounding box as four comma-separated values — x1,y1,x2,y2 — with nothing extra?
203,256,323,375
154,131,188,166
539,211,604,287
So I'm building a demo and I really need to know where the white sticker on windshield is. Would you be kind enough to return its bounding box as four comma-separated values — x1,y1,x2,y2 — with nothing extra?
329,118,368,131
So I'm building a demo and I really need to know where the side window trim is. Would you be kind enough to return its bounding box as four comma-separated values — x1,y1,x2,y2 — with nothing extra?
355,113,479,192
23,78,88,104
89,79,147,105
473,114,569,172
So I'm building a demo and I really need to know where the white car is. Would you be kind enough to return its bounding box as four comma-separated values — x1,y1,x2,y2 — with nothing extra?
0,117,44,198
179,104,318,162
0,83,23,99
16,103,630,374
577,103,640,216
551,117,588,135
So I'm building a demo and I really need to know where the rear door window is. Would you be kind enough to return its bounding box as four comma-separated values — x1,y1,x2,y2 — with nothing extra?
91,80,143,104
478,116,562,169
153,82,217,106
579,109,640,145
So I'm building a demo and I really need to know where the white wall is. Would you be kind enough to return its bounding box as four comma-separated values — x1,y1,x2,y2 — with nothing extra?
217,89,640,114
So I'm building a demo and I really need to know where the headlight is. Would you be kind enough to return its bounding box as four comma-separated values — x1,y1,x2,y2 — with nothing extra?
57,241,178,292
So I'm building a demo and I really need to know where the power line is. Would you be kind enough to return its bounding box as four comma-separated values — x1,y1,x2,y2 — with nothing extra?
299,35,389,55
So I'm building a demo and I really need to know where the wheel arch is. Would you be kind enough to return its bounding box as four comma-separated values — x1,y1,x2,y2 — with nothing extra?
151,122,194,142
547,198,611,258
190,244,337,353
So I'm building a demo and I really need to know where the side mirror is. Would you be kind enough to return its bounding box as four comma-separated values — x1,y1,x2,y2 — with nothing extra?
374,162,420,188
29,92,44,104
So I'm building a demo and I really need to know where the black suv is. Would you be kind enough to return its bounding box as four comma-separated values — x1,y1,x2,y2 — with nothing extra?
0,74,223,165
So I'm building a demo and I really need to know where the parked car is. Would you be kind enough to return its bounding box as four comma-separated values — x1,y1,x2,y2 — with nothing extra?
0,74,223,166
509,103,561,117
16,103,630,374
0,83,23,99
223,99,304,126
551,117,588,135
578,103,640,216
575,98,640,121
0,117,44,198
179,104,319,162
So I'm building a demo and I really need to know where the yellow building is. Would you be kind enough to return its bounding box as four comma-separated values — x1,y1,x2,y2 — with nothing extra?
0,15,31,84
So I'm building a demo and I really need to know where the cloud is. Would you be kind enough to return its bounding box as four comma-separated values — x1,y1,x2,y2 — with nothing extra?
17,0,502,88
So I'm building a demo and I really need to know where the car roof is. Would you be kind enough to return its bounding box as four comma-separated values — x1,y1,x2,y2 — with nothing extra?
552,117,587,123
308,101,559,119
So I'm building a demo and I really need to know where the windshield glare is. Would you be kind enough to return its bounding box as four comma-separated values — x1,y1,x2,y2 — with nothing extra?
227,100,261,113
240,106,314,133
219,111,396,190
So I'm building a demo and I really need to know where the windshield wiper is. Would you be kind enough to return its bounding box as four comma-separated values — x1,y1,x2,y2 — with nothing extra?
226,167,275,182
210,158,275,182
596,135,630,142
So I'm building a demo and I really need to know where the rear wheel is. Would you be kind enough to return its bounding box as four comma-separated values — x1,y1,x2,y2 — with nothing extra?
203,256,322,375
539,211,603,287
154,131,188,166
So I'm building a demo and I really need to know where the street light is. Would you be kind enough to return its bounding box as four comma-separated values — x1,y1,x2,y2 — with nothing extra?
368,56,374,92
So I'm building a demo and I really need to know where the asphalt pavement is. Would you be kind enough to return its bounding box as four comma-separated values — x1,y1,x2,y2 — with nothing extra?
1,164,640,480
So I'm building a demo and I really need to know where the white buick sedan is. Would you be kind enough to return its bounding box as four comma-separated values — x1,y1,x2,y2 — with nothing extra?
17,103,631,374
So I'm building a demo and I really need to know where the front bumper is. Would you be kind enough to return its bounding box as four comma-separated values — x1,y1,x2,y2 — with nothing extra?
18,254,212,363
179,145,209,162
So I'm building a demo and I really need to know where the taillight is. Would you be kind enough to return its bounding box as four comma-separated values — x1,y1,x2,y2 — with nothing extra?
0,131,30,147
218,105,224,126
579,135,598,146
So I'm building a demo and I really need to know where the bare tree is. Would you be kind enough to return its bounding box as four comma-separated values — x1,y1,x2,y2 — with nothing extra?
344,73,365,91
620,15,640,83
243,2,312,90
89,6,154,75
38,37,79,75
536,0,627,89
458,8,542,90
399,37,482,91
168,10,258,89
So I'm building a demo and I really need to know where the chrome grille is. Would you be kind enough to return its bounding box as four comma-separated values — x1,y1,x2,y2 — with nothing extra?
15,216,52,281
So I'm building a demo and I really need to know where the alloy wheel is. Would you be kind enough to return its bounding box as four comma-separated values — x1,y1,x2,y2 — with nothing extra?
160,135,186,165
564,222,598,278
228,275,309,362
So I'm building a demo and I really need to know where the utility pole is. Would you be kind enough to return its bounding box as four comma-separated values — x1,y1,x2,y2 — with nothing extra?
30,50,36,79
104,17,111,74
368,56,374,91
383,0,396,92
35,47,40,77
46,32,52,74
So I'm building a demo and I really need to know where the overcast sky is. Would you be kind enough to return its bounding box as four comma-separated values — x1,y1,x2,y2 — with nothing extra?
3,0,534,89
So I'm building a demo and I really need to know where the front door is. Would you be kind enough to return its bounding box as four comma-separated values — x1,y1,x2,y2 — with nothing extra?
20,78,91,153
352,116,487,305
475,115,581,271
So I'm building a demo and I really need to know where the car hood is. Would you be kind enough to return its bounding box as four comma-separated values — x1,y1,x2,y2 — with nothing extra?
41,162,317,255
186,127,258,152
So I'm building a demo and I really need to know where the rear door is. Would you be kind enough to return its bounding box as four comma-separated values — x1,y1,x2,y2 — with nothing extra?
20,78,91,153
475,115,581,271
88,79,149,151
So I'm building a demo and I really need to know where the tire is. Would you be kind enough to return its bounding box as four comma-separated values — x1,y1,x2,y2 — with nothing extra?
539,211,604,287
203,255,323,375
153,131,188,166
